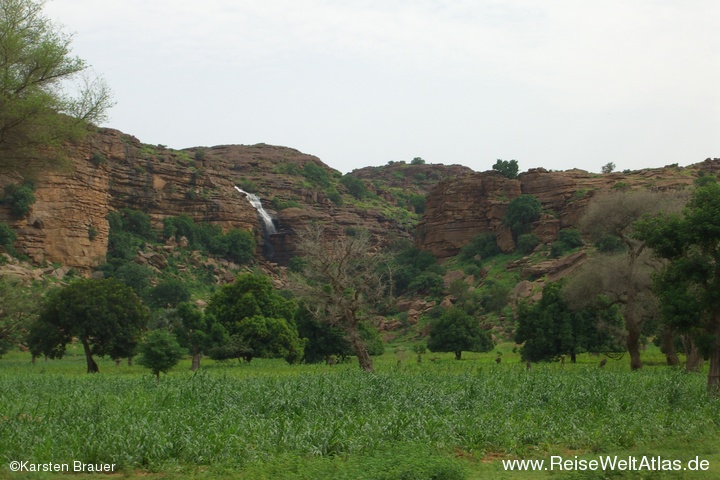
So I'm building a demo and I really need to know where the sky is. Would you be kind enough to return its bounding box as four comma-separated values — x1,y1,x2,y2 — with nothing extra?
44,0,719,174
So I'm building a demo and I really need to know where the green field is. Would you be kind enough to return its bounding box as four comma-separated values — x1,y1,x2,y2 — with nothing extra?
1,345,719,479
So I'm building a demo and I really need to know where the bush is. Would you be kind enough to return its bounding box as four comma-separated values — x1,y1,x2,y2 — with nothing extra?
595,234,625,253
459,233,500,262
147,279,191,309
2,183,36,218
407,194,426,214
411,157,426,165
302,163,330,187
504,194,542,236
0,223,16,249
340,175,367,199
558,229,583,248
90,152,107,167
516,233,540,254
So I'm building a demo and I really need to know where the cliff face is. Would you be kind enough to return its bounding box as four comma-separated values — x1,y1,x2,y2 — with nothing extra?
0,129,430,270
415,164,711,259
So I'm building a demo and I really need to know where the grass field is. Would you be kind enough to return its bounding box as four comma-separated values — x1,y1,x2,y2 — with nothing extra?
1,344,719,479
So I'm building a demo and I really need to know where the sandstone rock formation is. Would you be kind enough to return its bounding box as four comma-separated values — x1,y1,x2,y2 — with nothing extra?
415,162,712,259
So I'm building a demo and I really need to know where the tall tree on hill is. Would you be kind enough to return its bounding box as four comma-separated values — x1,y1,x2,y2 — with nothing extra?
565,189,687,370
0,0,114,173
291,225,391,372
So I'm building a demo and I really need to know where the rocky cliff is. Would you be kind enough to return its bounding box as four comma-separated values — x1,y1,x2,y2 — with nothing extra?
416,161,720,259
1,129,463,270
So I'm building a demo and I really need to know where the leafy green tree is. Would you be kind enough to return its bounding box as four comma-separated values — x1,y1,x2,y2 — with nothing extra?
601,162,616,174
206,273,302,363
147,279,191,309
504,194,542,238
411,157,426,165
515,282,623,363
0,277,39,356
137,329,186,381
29,278,148,372
0,0,113,173
492,159,519,179
427,307,494,360
111,262,154,296
635,183,720,391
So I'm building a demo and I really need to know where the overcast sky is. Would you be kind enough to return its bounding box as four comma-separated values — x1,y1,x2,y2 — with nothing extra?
45,0,719,174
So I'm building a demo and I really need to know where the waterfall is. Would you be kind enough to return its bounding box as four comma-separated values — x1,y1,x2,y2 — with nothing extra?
234,186,277,235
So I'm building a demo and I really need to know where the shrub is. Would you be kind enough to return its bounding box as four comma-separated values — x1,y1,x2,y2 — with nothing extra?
516,233,540,254
340,175,367,199
0,223,16,249
410,157,426,165
302,163,330,187
194,149,206,161
407,194,426,214
459,233,501,262
2,183,35,218
504,194,542,236
90,152,107,167
88,226,98,241
558,229,583,248
595,234,625,253
327,189,343,205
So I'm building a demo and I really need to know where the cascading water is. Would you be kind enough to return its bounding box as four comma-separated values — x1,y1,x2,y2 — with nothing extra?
235,186,276,258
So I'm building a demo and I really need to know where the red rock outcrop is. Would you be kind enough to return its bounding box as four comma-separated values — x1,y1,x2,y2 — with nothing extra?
416,163,706,259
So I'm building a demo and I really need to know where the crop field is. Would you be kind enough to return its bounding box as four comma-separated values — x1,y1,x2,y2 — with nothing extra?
2,346,720,479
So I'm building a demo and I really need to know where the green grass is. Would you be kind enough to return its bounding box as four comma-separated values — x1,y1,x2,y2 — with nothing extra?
1,346,719,479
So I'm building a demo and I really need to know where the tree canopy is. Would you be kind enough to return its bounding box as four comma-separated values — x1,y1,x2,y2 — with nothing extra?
427,307,494,360
515,282,623,363
635,183,720,391
206,273,303,363
29,278,148,373
492,159,519,179
0,0,114,173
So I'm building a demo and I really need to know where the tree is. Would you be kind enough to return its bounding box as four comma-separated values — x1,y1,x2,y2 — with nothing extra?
503,194,542,239
168,302,226,370
635,183,720,391
28,278,148,373
205,273,303,364
137,329,186,381
411,157,426,165
601,162,616,174
0,0,114,173
427,307,493,360
515,282,623,363
291,225,390,372
0,276,40,356
567,189,687,369
147,279,191,309
492,159,519,179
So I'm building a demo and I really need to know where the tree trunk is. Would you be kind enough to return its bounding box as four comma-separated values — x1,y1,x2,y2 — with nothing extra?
348,328,373,372
708,319,720,394
681,335,703,372
115,358,121,367
191,353,201,371
661,326,679,366
570,351,577,363
455,351,462,360
127,357,133,367
626,318,642,370
81,338,99,374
